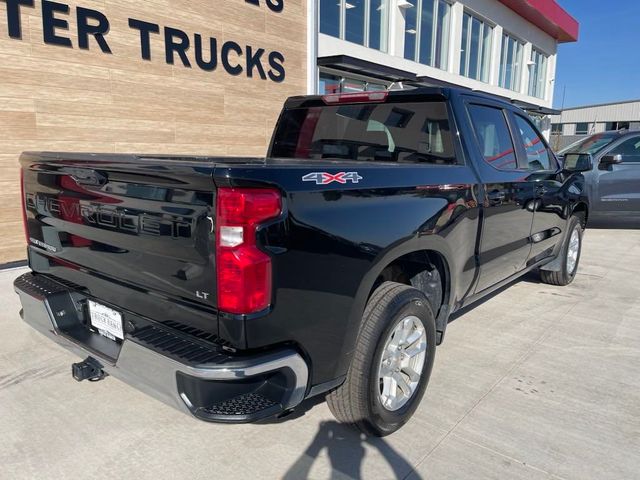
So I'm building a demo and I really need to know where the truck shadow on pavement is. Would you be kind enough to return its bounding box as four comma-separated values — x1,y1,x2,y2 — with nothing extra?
281,420,421,480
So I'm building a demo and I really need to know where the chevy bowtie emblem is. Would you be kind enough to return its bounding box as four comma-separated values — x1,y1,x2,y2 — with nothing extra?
65,168,107,186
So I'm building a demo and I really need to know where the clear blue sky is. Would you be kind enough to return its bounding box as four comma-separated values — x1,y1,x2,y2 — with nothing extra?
554,0,640,109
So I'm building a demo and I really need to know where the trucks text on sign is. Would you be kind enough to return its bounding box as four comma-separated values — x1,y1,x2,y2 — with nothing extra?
1,0,286,82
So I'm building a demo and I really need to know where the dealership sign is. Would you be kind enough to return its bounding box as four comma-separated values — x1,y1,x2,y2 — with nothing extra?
1,0,286,82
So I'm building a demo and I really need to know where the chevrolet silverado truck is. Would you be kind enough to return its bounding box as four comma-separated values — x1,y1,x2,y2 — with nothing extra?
15,86,589,436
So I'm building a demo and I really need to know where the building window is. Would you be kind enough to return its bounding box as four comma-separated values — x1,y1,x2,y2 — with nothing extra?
319,72,387,94
345,0,366,44
575,122,590,135
459,12,493,83
605,121,630,131
499,32,524,92
404,0,451,70
319,72,341,94
319,0,340,38
366,82,387,91
369,0,388,50
528,48,548,99
342,78,367,92
551,123,563,134
319,0,389,52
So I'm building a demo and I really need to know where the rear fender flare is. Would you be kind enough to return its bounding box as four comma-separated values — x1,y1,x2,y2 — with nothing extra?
334,235,456,380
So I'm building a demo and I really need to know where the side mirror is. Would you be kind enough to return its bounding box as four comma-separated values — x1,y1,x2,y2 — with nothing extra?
600,154,623,166
562,153,593,172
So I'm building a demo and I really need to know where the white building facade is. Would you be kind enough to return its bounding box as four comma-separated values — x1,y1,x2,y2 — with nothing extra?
308,0,578,136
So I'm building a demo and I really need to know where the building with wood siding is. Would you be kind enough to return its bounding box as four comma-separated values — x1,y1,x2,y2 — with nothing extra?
0,0,578,264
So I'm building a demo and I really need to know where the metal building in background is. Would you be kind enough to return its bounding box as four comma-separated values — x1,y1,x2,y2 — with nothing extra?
550,100,640,150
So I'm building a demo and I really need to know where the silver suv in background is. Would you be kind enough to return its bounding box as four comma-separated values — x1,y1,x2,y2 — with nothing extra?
559,131,640,225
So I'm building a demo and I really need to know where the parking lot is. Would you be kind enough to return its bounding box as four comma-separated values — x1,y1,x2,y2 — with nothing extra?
1,228,638,480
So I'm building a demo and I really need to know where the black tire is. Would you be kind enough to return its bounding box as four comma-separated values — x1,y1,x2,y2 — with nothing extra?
540,215,584,286
326,281,437,436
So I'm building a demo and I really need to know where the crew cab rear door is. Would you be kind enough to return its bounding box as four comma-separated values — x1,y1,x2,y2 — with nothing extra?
462,99,535,293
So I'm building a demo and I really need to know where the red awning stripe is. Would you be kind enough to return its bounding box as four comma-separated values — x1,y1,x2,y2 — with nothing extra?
497,0,579,43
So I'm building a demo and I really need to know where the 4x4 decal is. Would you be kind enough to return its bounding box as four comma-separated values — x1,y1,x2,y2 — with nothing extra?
302,172,363,185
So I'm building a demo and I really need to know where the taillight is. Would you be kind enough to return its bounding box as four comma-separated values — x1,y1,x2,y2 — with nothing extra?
322,91,388,104
20,170,29,243
216,187,282,314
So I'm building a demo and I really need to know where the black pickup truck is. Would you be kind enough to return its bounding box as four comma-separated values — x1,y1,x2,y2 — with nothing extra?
15,86,589,436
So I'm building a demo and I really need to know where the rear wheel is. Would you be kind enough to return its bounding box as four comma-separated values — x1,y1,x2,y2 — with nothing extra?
540,215,583,286
326,282,437,436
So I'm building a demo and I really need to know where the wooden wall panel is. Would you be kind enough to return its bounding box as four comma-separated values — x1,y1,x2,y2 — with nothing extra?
0,0,307,263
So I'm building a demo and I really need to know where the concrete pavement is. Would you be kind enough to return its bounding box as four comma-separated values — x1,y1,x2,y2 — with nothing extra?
1,229,639,480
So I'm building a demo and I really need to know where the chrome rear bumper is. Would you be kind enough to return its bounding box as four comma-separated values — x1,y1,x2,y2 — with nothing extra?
14,272,309,422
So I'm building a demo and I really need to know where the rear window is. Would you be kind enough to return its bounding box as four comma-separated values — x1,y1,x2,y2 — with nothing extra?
270,101,457,164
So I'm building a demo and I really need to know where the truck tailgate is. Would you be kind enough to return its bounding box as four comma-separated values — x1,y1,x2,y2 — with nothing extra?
19,152,262,335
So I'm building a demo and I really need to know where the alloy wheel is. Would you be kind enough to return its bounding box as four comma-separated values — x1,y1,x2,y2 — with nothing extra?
377,315,427,411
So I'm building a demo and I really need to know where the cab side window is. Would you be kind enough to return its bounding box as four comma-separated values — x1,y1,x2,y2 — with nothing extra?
608,137,640,163
468,104,518,170
513,114,552,171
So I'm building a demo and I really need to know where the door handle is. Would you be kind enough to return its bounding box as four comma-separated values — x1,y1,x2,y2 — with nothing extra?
487,190,506,205
535,185,548,195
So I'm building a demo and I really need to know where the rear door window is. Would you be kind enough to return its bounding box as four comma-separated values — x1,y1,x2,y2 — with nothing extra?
467,104,518,170
271,101,457,164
